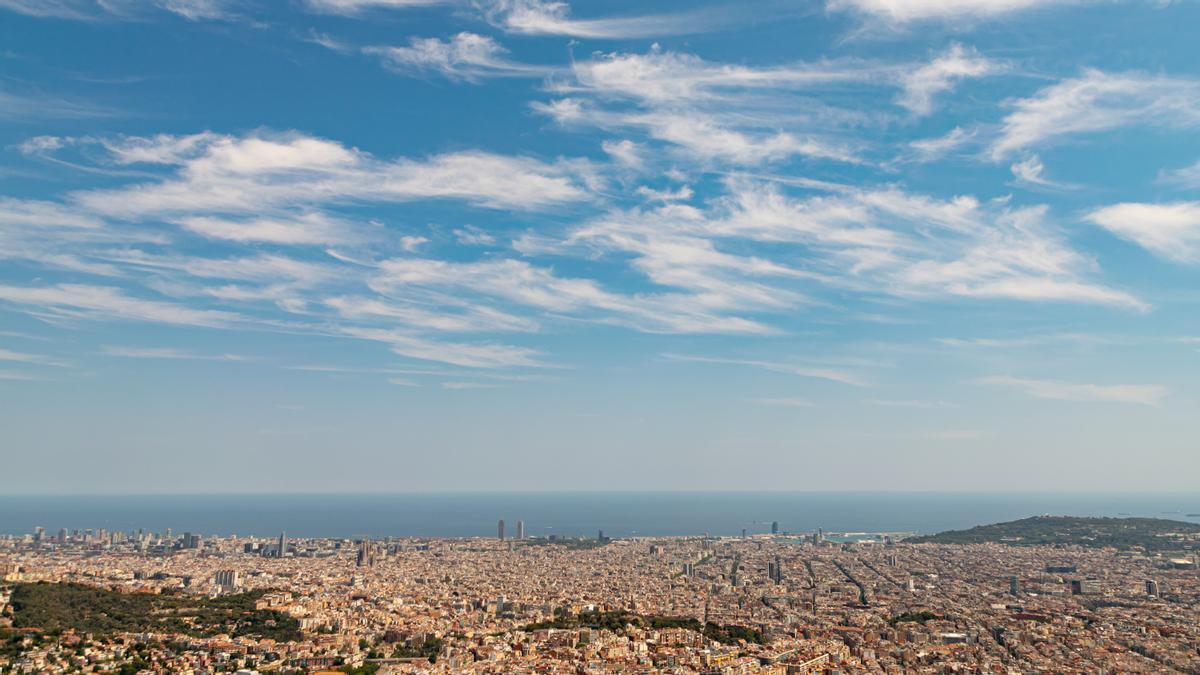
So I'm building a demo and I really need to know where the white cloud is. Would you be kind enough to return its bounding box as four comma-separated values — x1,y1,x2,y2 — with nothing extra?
0,197,104,229
0,348,69,367
566,48,883,106
1086,201,1200,263
538,101,858,165
337,325,546,369
0,284,239,327
0,0,100,19
453,225,496,246
370,256,776,335
1159,159,1200,188
154,0,233,20
72,132,593,217
0,371,42,381
559,181,1143,311
101,346,247,361
176,213,351,245
303,0,443,13
662,353,866,386
897,44,1002,116
980,374,1167,405
991,70,1200,160
601,139,645,170
481,0,726,38
0,0,238,20
829,0,1074,24
908,126,975,162
366,33,546,81
1010,154,1052,186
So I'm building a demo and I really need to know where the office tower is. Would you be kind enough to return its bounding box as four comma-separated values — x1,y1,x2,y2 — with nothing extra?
1009,576,1020,596
771,521,779,535
682,562,694,577
741,528,747,539
774,556,783,583
767,561,777,582
1146,579,1159,597
516,520,525,540
33,527,44,543
498,520,505,541
906,577,916,592
278,531,288,558
598,529,604,541
57,528,67,545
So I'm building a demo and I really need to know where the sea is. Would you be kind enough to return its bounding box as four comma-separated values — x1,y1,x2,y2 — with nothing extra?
3,492,1199,540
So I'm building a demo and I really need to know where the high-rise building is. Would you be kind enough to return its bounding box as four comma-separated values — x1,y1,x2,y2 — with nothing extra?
278,531,288,558
741,528,747,539
771,521,779,535
497,520,505,541
1146,579,1159,597
598,529,605,541
1009,576,1020,596
516,520,525,540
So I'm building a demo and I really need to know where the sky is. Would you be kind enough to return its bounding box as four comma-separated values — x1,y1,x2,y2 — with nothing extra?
1,0,1199,494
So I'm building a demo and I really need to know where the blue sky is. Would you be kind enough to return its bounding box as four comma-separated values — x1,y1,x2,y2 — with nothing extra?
2,0,1199,494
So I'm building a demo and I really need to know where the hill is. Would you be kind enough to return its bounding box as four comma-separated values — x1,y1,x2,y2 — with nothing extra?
907,516,1200,551
8,582,301,641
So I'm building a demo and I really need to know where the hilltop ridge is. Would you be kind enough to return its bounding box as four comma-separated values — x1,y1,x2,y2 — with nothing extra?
908,515,1200,551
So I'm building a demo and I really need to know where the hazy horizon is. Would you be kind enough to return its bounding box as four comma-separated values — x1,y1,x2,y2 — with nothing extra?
3,0,1200,494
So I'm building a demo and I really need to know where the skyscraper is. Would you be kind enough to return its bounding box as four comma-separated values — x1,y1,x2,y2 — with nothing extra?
516,520,524,540
278,531,288,558
1010,576,1020,596
498,520,505,541
771,521,779,534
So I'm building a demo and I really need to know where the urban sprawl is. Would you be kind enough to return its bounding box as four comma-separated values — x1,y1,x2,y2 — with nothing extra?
2,522,1199,674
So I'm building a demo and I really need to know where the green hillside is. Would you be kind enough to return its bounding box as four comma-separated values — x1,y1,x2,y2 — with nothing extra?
8,582,301,641
908,516,1200,551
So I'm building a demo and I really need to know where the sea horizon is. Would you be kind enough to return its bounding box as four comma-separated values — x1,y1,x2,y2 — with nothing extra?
5,490,1199,540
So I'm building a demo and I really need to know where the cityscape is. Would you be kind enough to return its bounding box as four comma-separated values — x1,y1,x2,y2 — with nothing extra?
3,517,1200,673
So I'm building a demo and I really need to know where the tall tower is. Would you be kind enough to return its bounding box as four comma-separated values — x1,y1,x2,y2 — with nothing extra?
1009,576,1020,596
278,531,288,558
357,538,373,567
771,521,779,535
498,519,505,541
516,520,525,540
